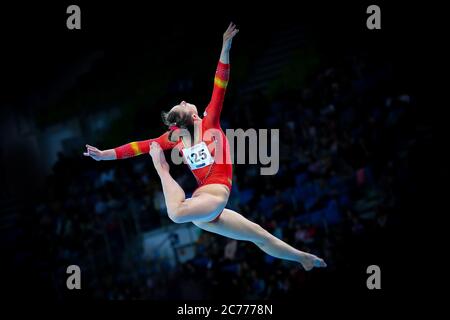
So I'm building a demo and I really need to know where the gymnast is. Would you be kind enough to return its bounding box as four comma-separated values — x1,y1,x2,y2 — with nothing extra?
84,23,326,271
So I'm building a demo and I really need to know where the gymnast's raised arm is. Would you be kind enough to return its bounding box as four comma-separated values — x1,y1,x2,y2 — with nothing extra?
203,23,239,128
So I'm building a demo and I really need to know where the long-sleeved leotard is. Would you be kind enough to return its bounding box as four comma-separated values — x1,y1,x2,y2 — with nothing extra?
113,61,233,191
114,131,177,159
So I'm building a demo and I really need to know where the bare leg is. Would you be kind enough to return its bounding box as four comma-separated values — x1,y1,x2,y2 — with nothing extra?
193,208,327,271
150,143,325,270
149,142,185,217
149,142,226,223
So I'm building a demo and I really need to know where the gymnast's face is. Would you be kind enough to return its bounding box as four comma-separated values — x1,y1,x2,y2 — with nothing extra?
170,101,199,121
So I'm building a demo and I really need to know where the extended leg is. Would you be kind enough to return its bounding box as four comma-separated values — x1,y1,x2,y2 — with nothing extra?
193,208,326,271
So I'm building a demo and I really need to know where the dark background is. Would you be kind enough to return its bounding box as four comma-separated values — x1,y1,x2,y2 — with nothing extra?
0,0,434,310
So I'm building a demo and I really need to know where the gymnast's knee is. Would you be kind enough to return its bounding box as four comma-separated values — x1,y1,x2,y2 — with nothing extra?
168,213,186,224
167,206,189,224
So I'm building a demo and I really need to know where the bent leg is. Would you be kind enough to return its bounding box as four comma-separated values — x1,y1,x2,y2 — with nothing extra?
193,208,326,271
169,193,226,223
150,142,226,223
150,142,186,218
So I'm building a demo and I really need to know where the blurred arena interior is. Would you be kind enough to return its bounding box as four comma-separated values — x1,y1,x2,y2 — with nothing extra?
0,2,433,302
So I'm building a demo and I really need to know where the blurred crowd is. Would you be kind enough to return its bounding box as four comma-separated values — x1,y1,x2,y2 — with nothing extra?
23,50,418,300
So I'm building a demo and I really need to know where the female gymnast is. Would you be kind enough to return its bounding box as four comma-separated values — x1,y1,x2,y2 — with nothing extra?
84,23,326,271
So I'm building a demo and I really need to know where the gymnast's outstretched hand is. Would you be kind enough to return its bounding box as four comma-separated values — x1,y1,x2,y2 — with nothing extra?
83,144,116,161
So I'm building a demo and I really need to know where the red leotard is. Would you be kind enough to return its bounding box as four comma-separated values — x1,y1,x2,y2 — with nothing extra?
114,61,233,191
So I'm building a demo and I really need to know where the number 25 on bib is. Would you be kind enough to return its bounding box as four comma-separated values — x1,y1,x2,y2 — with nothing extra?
182,142,214,170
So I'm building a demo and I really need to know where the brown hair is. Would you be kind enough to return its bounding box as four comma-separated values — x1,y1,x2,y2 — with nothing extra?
161,109,195,142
